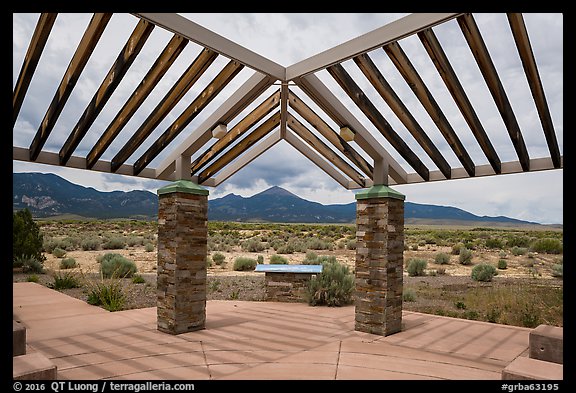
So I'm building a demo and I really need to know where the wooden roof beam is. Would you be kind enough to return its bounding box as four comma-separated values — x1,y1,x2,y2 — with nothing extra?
59,18,155,166
86,33,188,169
207,130,282,187
13,13,57,126
418,27,501,174
353,52,452,179
384,41,476,177
284,130,352,189
29,13,112,161
134,13,285,80
294,74,408,184
327,63,430,181
110,48,218,172
133,59,244,175
155,72,275,179
507,13,561,169
197,111,281,183
190,89,281,175
457,13,530,171
288,90,373,179
287,113,366,187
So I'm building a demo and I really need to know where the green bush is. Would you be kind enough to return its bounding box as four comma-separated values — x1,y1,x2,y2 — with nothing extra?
257,255,264,264
87,281,125,312
144,242,154,252
97,253,137,278
307,259,354,307
52,247,67,258
59,257,77,269
485,238,504,249
49,271,81,290
451,242,465,255
241,239,266,252
471,263,498,282
303,251,319,264
530,238,563,254
132,274,146,284
15,255,45,274
551,264,563,278
459,247,473,265
212,252,226,266
13,208,45,263
269,254,288,264
403,288,416,302
511,246,528,256
407,258,427,277
81,237,101,251
497,259,508,270
102,237,126,250
434,252,451,265
27,274,39,283
233,257,257,271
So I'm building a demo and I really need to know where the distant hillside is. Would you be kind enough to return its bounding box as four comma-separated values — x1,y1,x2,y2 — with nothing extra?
13,172,549,227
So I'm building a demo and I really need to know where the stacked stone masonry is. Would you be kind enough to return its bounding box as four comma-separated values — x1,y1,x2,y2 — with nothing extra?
264,272,315,302
157,191,208,335
355,196,404,336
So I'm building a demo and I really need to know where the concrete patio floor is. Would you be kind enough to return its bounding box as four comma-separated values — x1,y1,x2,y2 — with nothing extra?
13,282,533,380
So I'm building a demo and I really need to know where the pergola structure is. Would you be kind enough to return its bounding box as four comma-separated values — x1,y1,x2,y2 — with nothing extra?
13,13,562,335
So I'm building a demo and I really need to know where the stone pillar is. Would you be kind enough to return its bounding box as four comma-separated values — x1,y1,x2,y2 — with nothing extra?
156,180,209,334
354,185,405,336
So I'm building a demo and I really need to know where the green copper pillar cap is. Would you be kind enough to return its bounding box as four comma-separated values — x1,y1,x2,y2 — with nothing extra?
157,180,209,196
355,184,405,201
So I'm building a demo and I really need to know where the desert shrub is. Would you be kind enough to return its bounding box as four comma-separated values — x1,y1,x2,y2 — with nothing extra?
303,251,319,264
530,238,563,254
132,274,146,284
345,239,357,250
306,237,332,251
86,281,125,312
307,259,354,307
27,274,39,283
52,247,67,258
241,238,266,252
102,237,126,250
511,246,528,256
434,252,450,265
551,264,563,278
406,258,427,277
459,247,473,265
506,235,531,248
270,254,288,264
49,271,81,290
144,242,154,252
59,257,77,269
451,242,465,255
13,208,45,263
81,237,101,251
212,252,226,266
403,288,416,302
257,255,264,264
16,255,45,274
485,238,504,249
97,253,137,278
233,257,257,271
471,263,498,282
497,259,508,270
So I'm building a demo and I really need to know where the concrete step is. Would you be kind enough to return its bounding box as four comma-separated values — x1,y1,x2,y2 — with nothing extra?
502,356,563,380
13,320,26,357
13,352,57,380
530,324,563,364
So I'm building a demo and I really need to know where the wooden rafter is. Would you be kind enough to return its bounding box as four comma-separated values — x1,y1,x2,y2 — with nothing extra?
190,89,281,175
29,13,112,161
111,48,218,172
286,113,366,187
287,90,373,179
353,52,451,179
457,13,530,171
59,19,155,166
13,13,57,126
86,33,189,169
384,41,476,177
133,59,244,175
418,28,501,174
327,63,430,181
197,111,281,183
507,13,561,169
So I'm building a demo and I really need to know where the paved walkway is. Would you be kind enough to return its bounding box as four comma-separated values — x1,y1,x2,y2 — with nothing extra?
13,282,532,380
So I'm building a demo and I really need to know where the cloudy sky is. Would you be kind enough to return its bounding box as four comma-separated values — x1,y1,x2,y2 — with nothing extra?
12,13,563,224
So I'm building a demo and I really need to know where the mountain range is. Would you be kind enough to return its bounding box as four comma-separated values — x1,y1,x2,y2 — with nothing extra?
13,172,552,227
